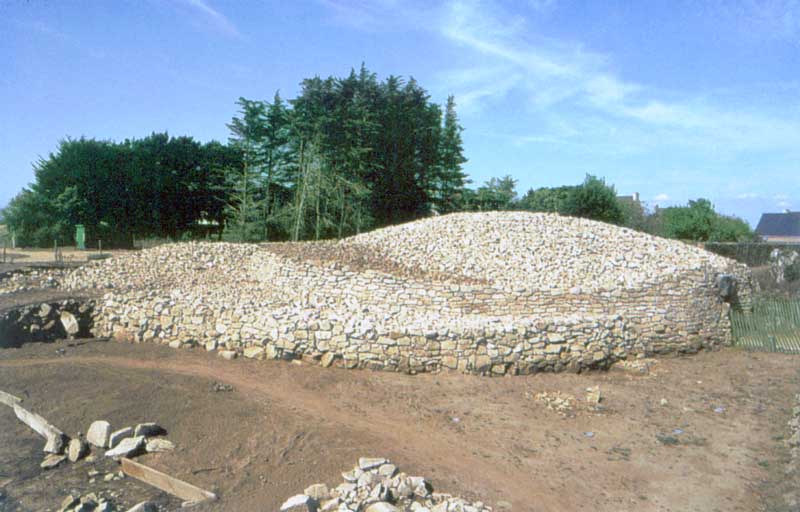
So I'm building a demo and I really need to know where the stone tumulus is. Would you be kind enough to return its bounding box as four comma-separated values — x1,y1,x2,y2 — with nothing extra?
61,212,754,375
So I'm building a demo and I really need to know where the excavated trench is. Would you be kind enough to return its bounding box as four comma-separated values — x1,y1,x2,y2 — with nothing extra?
0,299,96,348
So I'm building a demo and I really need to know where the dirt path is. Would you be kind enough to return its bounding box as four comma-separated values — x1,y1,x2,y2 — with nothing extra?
2,341,799,512
2,354,539,509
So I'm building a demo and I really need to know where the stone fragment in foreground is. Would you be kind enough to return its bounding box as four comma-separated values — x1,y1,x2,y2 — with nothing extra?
378,463,397,477
126,502,157,512
60,311,80,336
280,494,318,512
105,435,145,458
145,438,175,452
12,404,68,454
109,427,133,448
219,350,237,360
41,453,67,469
243,346,265,359
133,422,166,437
59,494,79,512
358,457,387,470
320,352,335,368
68,437,89,462
303,483,330,500
86,420,112,448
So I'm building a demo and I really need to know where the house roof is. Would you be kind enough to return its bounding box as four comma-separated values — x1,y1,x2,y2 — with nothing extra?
756,211,800,237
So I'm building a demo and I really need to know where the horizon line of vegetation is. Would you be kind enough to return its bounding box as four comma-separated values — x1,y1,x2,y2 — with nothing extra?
1,64,755,248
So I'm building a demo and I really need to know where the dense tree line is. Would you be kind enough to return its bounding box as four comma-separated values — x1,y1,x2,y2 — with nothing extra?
4,66,468,247
3,134,238,247
3,64,753,247
476,174,754,242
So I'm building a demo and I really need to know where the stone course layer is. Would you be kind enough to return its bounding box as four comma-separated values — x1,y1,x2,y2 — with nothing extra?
60,212,754,375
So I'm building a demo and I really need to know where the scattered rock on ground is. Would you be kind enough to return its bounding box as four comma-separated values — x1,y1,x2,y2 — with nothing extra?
280,494,317,511
284,458,491,512
210,381,233,392
67,437,89,462
133,422,165,437
41,453,67,470
109,427,133,448
219,350,237,361
534,391,575,415
358,457,387,470
304,483,330,501
59,494,79,512
105,435,145,458
586,385,602,406
243,346,265,359
145,438,175,453
86,420,112,448
126,501,157,512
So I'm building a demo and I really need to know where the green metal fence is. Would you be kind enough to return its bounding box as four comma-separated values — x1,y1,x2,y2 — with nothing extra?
730,299,800,353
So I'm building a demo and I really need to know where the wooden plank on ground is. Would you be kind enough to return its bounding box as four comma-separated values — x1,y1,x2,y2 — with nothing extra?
12,404,67,453
0,390,22,407
120,457,217,504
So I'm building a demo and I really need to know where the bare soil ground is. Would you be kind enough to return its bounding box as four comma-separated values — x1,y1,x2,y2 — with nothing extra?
1,338,798,512
0,248,129,266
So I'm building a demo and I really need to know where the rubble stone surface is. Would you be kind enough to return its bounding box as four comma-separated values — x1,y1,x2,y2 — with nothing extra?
59,212,754,375
284,458,491,512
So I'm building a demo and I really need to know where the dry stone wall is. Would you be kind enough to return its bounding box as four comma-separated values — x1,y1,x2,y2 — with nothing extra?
60,212,755,375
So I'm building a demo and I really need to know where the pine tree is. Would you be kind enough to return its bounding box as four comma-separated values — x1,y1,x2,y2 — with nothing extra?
225,98,268,241
437,95,468,213
261,91,291,240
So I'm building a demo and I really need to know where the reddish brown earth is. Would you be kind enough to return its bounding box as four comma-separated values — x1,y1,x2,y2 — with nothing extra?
1,338,798,512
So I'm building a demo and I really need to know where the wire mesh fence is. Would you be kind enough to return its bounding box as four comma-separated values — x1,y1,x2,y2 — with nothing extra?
730,299,800,353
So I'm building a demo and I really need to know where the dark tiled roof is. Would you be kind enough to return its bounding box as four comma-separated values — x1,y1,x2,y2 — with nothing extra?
756,212,800,237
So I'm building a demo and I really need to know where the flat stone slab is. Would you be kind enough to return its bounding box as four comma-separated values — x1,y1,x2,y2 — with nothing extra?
105,436,145,458
0,390,22,408
109,427,133,448
358,457,387,470
13,404,67,454
86,420,112,448
41,453,67,470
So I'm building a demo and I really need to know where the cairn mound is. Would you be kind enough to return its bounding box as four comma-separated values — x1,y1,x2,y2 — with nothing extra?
338,211,735,292
60,212,754,375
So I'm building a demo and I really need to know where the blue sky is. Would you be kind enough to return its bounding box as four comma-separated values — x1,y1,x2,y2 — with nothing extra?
1,0,799,226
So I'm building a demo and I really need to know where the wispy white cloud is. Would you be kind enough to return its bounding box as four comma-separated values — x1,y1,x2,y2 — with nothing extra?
654,193,671,201
172,0,241,38
435,0,800,156
318,0,424,32
316,0,800,164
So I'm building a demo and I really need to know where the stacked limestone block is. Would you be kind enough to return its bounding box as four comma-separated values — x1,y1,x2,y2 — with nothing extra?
61,212,754,375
